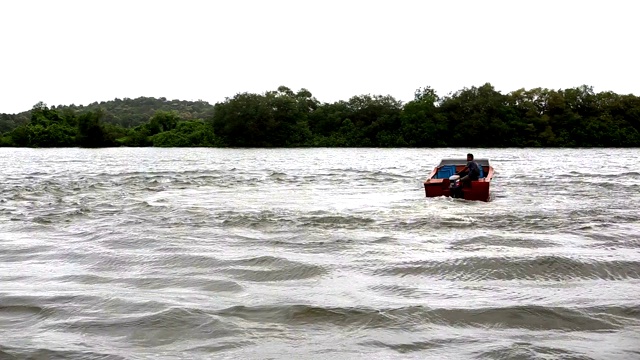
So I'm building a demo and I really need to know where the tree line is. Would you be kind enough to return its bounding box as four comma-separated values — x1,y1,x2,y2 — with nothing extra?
1,83,639,148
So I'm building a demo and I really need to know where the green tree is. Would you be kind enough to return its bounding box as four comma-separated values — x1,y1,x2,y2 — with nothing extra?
212,86,315,147
77,109,113,147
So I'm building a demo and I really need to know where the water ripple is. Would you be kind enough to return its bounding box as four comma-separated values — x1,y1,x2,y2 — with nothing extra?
0,148,639,359
373,256,640,281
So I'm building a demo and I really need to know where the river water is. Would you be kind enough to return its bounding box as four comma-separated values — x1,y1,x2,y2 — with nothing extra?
0,148,639,359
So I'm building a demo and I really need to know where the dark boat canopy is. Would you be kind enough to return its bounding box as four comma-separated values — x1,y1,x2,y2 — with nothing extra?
436,158,491,167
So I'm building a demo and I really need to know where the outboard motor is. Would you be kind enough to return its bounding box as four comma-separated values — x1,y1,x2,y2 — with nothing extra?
449,175,464,198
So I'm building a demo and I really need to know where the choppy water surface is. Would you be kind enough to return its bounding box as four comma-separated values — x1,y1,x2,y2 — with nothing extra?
1,148,639,360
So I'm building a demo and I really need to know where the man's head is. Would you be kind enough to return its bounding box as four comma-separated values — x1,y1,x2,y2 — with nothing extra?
467,153,474,161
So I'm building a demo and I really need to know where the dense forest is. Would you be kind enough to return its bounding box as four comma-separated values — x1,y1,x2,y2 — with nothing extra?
1,83,639,148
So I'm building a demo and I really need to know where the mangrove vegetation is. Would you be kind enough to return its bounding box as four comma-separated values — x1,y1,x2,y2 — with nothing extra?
1,83,639,148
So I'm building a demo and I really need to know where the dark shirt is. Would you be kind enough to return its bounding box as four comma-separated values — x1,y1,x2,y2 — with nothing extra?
467,161,480,180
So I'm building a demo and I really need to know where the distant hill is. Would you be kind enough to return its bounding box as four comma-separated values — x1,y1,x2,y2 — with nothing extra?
1,97,215,133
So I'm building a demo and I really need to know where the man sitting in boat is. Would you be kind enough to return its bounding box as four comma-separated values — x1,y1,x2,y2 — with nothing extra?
456,153,480,186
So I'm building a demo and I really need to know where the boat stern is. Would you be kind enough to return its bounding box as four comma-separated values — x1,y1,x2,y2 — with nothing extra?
424,159,493,202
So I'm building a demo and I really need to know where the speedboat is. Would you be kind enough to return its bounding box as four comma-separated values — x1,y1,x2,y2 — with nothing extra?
423,159,494,201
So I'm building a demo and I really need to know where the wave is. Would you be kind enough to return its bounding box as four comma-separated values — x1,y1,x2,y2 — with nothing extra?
214,304,635,331
57,307,242,347
473,343,596,360
55,274,244,292
0,345,126,360
373,256,640,281
361,339,447,354
182,341,254,355
362,336,576,358
448,235,557,249
0,294,103,323
262,235,365,253
0,244,58,263
222,255,328,282
149,254,328,282
222,264,326,282
0,304,48,315
0,303,53,329
559,171,640,178
148,253,228,269
216,211,376,230
298,215,376,228
218,211,295,228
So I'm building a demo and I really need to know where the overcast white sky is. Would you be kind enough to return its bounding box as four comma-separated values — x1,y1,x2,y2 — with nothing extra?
1,0,638,114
